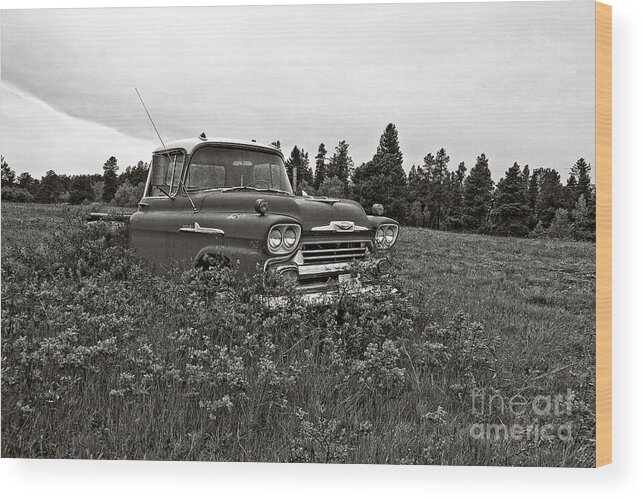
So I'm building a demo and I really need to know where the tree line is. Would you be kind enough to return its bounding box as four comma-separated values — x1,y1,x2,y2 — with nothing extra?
281,123,595,241
1,156,149,207
1,122,595,241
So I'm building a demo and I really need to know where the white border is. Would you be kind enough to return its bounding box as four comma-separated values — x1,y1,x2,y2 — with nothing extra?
1,0,642,497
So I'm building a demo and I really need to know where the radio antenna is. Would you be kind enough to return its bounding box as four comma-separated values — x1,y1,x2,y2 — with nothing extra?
135,88,198,213
135,88,170,160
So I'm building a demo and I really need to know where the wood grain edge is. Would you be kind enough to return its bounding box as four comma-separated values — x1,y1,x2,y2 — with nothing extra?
595,1,612,468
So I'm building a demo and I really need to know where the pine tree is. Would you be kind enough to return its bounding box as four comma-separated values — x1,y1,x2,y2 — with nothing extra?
103,156,119,202
444,161,466,230
533,168,565,228
491,162,530,237
313,143,328,190
1,156,16,187
463,153,494,232
424,148,450,230
120,161,149,186
407,164,421,219
565,173,578,210
376,123,404,164
351,124,407,220
570,158,592,203
285,146,313,189
407,200,424,227
327,140,353,193
38,170,64,203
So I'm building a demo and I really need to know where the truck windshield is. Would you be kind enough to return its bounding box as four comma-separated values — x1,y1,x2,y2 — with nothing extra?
185,146,293,194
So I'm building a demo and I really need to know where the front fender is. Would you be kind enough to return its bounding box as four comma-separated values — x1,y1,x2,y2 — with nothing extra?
192,212,301,273
367,215,399,227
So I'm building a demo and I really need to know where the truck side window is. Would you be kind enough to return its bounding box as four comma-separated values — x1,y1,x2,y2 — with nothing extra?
149,152,184,196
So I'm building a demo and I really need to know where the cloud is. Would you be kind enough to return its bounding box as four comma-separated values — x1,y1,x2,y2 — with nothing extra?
1,82,154,176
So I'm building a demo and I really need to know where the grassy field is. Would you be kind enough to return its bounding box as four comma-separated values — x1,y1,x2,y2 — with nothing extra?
1,202,596,466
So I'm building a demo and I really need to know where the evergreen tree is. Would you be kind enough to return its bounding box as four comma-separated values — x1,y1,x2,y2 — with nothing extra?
1,156,16,186
463,153,494,231
120,161,149,186
526,169,540,229
444,161,466,230
491,162,530,237
376,123,404,164
285,146,313,189
407,200,424,227
424,148,450,230
351,124,407,220
534,168,565,228
313,143,328,190
38,170,64,203
327,140,353,193
69,175,95,204
570,158,592,203
103,156,119,202
407,165,420,198
564,173,577,210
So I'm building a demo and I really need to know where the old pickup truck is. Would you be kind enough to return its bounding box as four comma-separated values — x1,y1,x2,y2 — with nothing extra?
108,134,399,298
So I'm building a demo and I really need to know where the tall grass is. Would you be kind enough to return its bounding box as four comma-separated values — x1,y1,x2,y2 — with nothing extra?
1,203,595,465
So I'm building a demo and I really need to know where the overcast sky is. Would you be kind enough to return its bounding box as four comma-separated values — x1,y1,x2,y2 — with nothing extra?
1,1,595,180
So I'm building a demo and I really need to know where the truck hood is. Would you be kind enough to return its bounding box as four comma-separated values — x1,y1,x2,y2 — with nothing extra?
198,191,371,232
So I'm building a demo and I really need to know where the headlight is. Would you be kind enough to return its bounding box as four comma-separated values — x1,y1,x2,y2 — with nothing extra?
375,227,385,245
268,227,282,248
283,227,297,248
385,226,395,244
266,224,301,255
374,224,398,250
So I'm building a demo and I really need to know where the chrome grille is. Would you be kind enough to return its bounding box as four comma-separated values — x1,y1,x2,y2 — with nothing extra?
301,241,368,264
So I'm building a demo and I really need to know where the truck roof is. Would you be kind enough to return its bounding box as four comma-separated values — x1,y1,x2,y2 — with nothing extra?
153,136,283,157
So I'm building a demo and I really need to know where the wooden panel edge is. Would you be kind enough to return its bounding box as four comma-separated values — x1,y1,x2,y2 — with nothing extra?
595,1,612,468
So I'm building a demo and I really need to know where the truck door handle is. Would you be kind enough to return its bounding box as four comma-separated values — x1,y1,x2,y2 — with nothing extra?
178,222,225,236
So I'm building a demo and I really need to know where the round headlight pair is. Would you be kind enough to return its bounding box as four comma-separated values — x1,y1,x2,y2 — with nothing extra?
374,224,398,250
268,225,300,254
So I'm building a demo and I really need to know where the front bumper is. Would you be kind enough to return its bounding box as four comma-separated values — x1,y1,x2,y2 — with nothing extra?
264,282,398,308
266,256,391,293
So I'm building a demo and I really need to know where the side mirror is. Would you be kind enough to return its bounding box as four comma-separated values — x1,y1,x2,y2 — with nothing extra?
151,155,167,186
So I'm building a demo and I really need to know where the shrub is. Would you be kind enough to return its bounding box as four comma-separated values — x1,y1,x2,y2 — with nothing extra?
114,181,145,207
316,176,345,198
68,189,94,205
1,186,34,203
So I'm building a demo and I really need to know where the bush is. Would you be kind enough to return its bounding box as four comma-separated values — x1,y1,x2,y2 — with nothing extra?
114,181,145,207
68,189,94,205
1,186,34,203
316,176,345,198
